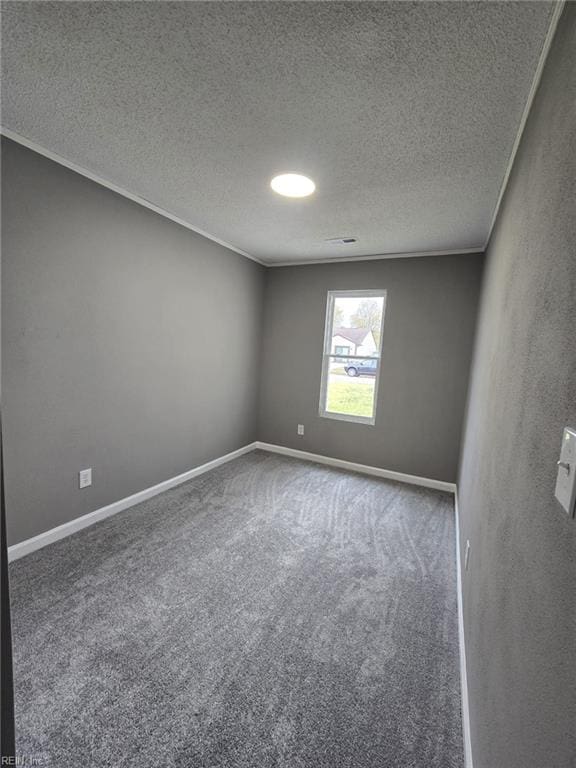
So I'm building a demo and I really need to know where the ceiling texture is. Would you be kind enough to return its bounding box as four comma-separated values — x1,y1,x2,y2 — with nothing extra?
1,1,555,265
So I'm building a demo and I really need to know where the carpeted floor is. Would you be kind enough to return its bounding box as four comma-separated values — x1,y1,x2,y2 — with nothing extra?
10,450,463,767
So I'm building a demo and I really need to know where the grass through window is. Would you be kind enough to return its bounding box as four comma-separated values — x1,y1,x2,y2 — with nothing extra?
326,379,375,418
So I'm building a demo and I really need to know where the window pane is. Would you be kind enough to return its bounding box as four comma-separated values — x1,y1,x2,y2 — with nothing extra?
320,291,386,423
330,295,384,357
326,365,376,419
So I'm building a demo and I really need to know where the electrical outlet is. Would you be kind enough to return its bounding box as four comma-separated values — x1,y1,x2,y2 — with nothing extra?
79,468,92,489
297,424,305,436
464,540,471,571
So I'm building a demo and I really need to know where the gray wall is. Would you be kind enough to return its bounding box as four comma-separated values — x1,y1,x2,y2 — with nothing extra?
2,138,265,546
258,254,483,482
458,7,576,768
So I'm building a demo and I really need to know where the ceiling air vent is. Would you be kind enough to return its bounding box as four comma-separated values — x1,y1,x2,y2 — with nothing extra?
325,237,358,246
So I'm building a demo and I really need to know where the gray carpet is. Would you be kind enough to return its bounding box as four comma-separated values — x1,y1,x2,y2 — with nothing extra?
10,451,463,767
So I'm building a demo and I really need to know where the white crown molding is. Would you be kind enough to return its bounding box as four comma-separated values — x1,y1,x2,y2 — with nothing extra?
268,247,484,268
8,442,258,562
256,442,456,493
8,440,456,560
1,128,484,269
484,0,565,249
18,29,573,276
4,0,564,274
0,127,267,267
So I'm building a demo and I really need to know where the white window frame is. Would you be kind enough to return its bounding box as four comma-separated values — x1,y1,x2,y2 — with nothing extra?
319,289,387,426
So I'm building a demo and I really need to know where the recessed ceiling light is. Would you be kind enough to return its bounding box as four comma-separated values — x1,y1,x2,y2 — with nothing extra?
271,173,315,198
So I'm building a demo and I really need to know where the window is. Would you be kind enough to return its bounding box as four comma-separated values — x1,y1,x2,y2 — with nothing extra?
319,290,386,425
334,345,351,356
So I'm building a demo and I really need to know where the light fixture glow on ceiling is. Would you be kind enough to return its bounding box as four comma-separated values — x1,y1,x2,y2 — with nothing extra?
270,173,316,198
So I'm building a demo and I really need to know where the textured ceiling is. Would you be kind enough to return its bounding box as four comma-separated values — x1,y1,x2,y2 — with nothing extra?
1,1,554,264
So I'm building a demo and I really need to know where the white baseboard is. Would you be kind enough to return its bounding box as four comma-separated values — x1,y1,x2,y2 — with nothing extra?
9,439,456,564
454,491,474,768
8,442,258,562
255,441,456,494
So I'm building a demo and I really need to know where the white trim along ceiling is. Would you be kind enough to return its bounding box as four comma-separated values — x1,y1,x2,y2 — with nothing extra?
0,1,564,267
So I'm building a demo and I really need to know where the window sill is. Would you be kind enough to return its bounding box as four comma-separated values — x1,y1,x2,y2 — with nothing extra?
319,410,376,426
